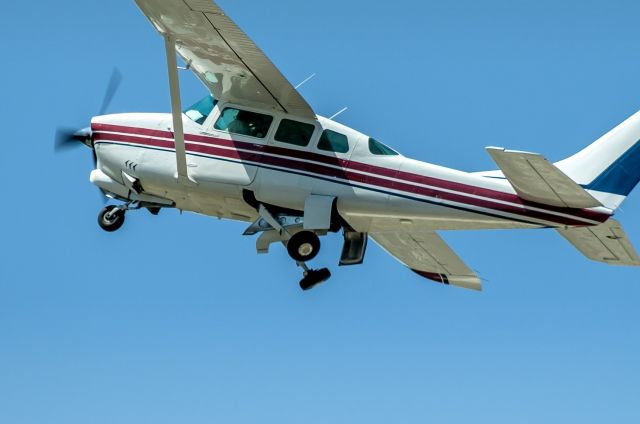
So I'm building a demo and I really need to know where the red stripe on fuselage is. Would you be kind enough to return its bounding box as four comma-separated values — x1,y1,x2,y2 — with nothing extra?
91,123,610,226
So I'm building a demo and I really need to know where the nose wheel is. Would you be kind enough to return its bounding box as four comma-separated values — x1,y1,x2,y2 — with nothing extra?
98,205,126,232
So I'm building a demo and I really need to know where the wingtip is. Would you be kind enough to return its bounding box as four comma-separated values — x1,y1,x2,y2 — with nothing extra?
411,269,483,291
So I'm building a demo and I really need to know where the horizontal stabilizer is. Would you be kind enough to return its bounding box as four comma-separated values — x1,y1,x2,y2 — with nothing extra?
486,147,603,208
557,219,640,265
371,231,481,291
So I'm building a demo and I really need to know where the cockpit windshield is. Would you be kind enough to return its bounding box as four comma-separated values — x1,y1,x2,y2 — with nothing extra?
184,95,217,125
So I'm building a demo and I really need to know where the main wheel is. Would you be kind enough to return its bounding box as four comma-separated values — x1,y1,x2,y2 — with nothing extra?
287,231,321,262
98,205,125,232
299,268,331,291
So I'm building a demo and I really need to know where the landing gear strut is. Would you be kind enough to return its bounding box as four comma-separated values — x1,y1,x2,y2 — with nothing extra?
244,204,333,290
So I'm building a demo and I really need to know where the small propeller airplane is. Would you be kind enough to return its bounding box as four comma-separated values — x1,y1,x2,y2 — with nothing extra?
56,0,640,291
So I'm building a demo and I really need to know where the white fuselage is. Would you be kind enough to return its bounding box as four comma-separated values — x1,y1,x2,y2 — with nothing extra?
90,108,612,234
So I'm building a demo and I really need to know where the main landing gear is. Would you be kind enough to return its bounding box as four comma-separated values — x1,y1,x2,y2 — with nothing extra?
285,230,330,290
244,205,334,291
286,230,321,262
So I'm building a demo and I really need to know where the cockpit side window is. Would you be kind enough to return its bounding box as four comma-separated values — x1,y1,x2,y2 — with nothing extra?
274,119,315,147
317,129,349,153
184,95,217,125
214,107,273,138
368,137,399,156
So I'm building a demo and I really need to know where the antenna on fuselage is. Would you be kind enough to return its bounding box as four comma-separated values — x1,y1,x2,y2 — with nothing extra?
294,72,348,120
329,106,348,120
295,73,316,89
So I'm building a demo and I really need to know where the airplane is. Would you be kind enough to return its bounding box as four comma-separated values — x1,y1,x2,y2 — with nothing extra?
55,0,640,291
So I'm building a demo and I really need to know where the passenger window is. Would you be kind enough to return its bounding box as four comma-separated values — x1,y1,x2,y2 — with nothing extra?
317,129,349,153
274,119,315,147
368,137,399,156
214,108,273,138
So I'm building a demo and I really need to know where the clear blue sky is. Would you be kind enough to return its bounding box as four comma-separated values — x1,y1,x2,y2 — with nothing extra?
2,1,640,423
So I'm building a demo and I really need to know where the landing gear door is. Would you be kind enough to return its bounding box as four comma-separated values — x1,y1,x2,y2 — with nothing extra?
304,194,336,231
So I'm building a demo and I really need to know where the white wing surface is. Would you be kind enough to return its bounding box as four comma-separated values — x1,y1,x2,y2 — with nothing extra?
135,0,315,118
371,232,482,291
557,218,640,265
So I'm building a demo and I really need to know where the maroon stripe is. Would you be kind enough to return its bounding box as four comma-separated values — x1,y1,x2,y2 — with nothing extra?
94,132,175,149
92,123,609,220
93,132,603,226
413,270,449,284
92,126,609,225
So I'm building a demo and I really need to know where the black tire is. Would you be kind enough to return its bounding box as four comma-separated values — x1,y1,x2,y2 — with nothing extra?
299,268,331,291
98,205,125,232
287,231,321,262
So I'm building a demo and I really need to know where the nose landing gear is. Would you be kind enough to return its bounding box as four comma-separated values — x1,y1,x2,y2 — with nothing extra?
97,201,164,232
98,205,126,232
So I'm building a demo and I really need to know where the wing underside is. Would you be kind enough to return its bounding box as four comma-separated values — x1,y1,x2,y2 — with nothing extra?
135,0,315,118
371,231,482,291
557,218,640,265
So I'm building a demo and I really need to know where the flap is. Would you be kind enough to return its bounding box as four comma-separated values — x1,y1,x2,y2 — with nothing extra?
371,231,482,291
486,147,603,208
557,218,640,265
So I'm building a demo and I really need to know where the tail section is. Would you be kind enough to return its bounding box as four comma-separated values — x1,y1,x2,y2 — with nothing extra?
555,110,640,210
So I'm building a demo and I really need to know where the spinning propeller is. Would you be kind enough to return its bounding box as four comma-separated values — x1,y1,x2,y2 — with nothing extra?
54,68,123,158
55,68,122,200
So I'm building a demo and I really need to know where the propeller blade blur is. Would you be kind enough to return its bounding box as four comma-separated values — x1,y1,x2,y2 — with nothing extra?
98,68,123,116
54,127,84,152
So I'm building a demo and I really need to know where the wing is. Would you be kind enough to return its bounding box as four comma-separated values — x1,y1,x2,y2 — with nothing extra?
371,231,482,291
135,0,315,118
557,218,640,265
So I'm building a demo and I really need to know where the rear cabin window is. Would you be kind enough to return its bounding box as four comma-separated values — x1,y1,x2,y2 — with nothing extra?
317,129,349,153
214,107,273,138
368,137,399,156
275,119,315,147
